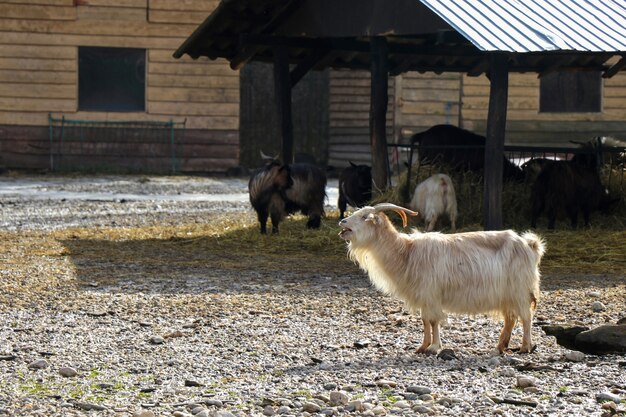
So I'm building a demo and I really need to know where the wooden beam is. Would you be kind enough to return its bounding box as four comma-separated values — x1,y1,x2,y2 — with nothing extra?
273,45,294,164
483,53,509,230
603,55,626,78
370,37,390,194
289,48,330,87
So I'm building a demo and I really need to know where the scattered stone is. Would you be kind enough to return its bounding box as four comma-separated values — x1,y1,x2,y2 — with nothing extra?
27,359,49,370
542,325,589,350
75,402,107,411
575,325,626,354
591,302,606,312
437,349,457,361
149,336,165,345
596,392,622,404
516,376,538,388
204,399,222,407
354,340,370,349
59,366,78,377
133,411,155,417
164,330,184,338
329,391,349,406
588,291,602,298
407,385,432,395
346,400,364,412
302,402,321,413
0,355,16,361
262,405,275,416
565,351,586,362
375,379,397,388
184,379,203,387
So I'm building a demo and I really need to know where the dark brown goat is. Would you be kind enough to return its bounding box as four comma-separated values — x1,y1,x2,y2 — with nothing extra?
249,161,327,234
530,161,617,229
338,162,372,219
410,124,524,181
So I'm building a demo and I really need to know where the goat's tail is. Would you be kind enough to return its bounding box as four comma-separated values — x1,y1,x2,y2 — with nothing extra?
522,231,546,259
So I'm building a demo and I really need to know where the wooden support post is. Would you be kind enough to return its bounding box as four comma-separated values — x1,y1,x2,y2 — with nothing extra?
370,37,390,194
484,53,509,230
273,45,294,164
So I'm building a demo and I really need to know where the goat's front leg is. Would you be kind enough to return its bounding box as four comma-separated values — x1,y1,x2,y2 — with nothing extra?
424,320,441,354
417,318,432,353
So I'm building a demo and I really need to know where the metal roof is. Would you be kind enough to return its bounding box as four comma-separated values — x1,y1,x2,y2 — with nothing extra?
173,0,626,77
421,0,626,52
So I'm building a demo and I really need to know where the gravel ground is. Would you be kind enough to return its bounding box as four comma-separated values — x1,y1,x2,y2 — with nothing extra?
0,174,624,417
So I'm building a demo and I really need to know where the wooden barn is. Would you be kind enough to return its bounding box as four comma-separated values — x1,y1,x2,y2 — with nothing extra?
0,0,239,173
1,0,626,183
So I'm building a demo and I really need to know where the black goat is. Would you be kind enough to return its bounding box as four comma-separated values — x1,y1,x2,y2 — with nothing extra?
249,160,327,234
338,162,372,218
410,124,524,181
530,160,617,229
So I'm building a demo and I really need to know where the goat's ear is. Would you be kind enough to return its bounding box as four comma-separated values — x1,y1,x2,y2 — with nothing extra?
364,213,380,225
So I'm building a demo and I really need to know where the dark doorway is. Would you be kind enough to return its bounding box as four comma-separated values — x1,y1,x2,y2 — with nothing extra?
239,62,329,168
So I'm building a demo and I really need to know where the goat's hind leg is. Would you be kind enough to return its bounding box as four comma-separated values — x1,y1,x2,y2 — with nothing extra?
519,310,534,353
497,314,516,353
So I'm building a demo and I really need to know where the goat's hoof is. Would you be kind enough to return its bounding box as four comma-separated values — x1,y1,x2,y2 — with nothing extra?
424,346,440,355
518,344,537,354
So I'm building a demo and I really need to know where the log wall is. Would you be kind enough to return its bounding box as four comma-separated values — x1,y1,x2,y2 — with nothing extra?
0,0,240,173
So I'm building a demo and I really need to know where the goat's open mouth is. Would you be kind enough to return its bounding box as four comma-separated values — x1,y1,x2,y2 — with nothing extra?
338,227,352,239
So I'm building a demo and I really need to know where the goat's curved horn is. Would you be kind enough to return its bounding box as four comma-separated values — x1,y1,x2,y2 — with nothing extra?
260,150,280,160
373,203,418,227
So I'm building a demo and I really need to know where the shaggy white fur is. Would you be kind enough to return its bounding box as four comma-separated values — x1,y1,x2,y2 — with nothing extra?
409,173,458,231
339,204,545,354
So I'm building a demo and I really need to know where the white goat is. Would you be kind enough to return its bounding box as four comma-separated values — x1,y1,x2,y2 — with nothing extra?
409,174,457,231
339,203,545,354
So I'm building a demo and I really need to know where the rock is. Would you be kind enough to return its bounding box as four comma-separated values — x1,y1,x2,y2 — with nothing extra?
133,411,155,417
588,291,602,298
27,359,49,369
375,379,397,388
394,400,411,409
346,400,364,412
617,317,626,325
149,336,165,345
213,412,235,417
262,405,275,416
437,349,457,361
575,325,626,354
596,392,622,404
59,366,78,377
75,402,107,411
329,391,349,406
302,402,321,413
591,301,606,312
371,405,387,415
564,351,586,362
407,386,432,395
542,325,589,350
185,379,204,387
204,399,222,407
516,376,537,388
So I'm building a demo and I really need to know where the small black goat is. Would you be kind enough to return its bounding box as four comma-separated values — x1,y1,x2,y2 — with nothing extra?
338,162,372,218
530,160,617,229
249,160,327,234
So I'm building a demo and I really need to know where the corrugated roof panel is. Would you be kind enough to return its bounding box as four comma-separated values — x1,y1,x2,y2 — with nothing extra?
420,0,626,52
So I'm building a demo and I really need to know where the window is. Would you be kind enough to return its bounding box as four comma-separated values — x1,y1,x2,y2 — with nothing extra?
78,46,146,112
539,71,602,113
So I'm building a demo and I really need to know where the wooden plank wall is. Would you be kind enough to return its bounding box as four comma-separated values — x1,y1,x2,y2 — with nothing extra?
0,0,240,173
327,69,394,169
394,71,461,140
462,72,626,146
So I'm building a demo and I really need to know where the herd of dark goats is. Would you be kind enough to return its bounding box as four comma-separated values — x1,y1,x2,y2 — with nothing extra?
248,124,624,234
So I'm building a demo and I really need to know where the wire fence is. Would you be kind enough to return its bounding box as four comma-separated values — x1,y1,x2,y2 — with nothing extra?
48,114,187,174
